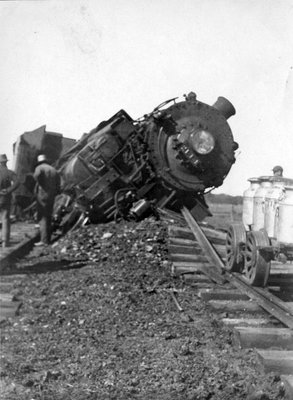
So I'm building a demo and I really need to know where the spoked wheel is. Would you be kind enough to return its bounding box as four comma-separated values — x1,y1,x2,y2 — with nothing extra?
225,223,246,272
244,230,271,287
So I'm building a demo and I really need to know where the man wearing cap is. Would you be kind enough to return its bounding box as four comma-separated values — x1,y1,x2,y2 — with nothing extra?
272,165,283,177
0,154,20,247
34,154,61,246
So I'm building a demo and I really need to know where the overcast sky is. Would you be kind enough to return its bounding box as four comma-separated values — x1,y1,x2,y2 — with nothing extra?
0,0,292,195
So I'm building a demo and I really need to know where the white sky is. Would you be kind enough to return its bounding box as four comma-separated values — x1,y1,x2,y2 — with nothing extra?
1,0,293,195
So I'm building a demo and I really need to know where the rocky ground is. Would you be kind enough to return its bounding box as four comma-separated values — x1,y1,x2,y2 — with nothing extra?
0,217,287,399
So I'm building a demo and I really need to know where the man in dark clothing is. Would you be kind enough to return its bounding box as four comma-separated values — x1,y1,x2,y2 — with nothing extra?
34,154,61,246
0,154,20,247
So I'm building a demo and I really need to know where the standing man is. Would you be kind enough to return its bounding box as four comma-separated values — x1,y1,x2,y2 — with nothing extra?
272,165,283,177
34,154,61,246
0,154,19,248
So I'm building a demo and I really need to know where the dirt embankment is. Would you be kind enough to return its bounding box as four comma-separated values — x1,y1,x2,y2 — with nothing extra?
0,218,285,399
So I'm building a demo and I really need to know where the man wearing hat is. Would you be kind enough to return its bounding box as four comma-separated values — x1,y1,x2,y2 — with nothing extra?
0,154,20,247
34,154,61,246
272,165,283,177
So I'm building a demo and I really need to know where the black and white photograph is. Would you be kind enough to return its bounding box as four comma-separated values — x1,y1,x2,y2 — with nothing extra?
0,1,293,399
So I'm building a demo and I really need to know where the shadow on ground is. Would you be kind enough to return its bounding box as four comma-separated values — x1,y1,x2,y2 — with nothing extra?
1,260,89,276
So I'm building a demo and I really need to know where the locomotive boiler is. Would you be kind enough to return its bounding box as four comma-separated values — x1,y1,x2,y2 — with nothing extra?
54,91,238,229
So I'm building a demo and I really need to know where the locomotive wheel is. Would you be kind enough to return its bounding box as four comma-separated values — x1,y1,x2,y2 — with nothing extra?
225,223,246,272
244,230,271,287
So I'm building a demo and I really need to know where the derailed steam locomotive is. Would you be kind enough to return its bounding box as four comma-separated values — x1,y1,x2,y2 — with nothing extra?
54,92,238,229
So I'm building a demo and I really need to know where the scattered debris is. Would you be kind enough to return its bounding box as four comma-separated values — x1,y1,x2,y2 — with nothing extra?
0,217,284,399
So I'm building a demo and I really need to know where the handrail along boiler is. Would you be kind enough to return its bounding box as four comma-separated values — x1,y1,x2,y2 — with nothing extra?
53,91,238,229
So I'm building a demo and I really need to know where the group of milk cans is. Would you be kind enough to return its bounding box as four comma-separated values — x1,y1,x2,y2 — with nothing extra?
242,175,293,245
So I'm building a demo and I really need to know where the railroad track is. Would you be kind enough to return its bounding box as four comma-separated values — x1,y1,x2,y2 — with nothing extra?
0,223,39,323
0,274,24,324
1,211,293,395
163,206,293,398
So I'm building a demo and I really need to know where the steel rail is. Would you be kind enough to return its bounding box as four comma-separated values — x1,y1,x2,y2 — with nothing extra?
181,206,225,274
230,274,293,329
180,206,293,329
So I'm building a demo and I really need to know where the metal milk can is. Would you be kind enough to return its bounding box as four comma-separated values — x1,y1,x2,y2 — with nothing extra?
276,185,293,244
264,178,285,238
242,177,260,231
252,177,273,231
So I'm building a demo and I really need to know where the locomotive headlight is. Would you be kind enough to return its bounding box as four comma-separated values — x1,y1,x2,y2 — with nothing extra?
190,130,215,155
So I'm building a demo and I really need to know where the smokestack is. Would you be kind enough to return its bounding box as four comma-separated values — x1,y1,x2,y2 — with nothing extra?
213,97,236,119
